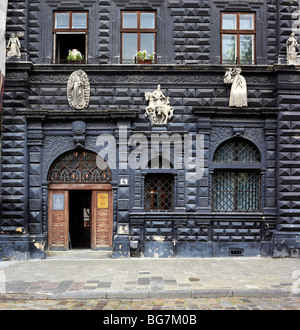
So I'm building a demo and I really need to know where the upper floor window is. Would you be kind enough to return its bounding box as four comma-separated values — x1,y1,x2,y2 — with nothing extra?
53,11,88,64
121,11,156,64
221,12,255,65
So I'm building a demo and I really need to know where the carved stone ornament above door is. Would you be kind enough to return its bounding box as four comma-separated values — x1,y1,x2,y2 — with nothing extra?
67,70,90,110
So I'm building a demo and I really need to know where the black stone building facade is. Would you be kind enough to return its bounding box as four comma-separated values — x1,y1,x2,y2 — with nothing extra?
1,0,300,260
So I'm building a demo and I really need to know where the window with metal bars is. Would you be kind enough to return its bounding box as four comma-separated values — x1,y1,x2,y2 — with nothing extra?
144,174,174,212
213,138,261,163
212,170,261,212
212,138,261,212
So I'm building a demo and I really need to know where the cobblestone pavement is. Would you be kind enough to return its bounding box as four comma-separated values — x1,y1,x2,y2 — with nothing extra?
1,258,300,299
0,297,300,310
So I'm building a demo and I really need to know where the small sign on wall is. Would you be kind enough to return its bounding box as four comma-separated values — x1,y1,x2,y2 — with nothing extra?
53,194,64,211
97,192,109,209
120,177,128,185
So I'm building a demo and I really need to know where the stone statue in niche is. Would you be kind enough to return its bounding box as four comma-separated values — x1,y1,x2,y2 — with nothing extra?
67,69,90,110
224,67,247,107
6,32,23,58
286,33,299,65
145,85,174,125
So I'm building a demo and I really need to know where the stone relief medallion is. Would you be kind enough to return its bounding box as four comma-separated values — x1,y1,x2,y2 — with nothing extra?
67,70,90,110
145,85,174,125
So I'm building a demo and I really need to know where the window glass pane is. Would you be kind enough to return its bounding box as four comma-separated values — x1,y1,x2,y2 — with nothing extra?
144,174,173,212
240,14,254,30
122,33,137,60
140,33,155,55
123,12,137,28
72,13,87,29
140,13,155,28
240,35,254,64
55,13,69,29
237,172,260,211
222,14,237,30
212,172,234,211
213,171,261,212
222,34,237,64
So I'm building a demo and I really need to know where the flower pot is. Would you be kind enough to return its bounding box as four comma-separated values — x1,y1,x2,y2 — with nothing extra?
67,60,85,64
137,59,153,64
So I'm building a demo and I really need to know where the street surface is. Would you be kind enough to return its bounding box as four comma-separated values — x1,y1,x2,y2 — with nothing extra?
0,297,300,310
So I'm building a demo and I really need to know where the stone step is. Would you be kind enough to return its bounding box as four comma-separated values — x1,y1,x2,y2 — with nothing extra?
45,249,112,260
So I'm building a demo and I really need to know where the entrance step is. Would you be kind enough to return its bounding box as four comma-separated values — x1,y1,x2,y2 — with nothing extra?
45,249,112,259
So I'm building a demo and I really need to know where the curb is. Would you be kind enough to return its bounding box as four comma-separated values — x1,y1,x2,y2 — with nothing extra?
48,288,291,300
0,289,296,301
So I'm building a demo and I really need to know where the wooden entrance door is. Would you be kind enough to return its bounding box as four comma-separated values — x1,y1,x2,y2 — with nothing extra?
48,184,113,250
91,190,113,249
48,190,69,250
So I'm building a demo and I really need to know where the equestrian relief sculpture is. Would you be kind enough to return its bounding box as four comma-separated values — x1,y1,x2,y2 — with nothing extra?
145,85,174,125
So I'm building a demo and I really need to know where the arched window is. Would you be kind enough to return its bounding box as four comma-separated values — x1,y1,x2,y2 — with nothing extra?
212,138,261,212
48,150,111,184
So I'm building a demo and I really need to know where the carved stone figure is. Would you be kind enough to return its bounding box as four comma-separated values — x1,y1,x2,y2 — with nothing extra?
72,120,86,148
224,67,247,107
67,70,90,110
145,85,174,125
6,32,22,58
286,33,299,65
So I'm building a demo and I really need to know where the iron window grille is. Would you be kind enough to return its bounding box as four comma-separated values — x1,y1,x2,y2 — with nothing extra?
48,150,111,184
212,138,261,212
213,138,261,163
212,170,261,212
144,174,174,212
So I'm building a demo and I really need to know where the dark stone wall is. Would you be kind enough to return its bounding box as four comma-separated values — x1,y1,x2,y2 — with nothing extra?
1,0,300,259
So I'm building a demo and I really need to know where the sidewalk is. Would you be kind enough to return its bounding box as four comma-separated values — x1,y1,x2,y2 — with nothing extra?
0,254,299,300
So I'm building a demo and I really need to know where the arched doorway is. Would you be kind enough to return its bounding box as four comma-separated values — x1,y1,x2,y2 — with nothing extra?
47,150,113,250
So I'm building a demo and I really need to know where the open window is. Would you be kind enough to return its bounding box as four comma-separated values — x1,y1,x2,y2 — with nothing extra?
53,11,88,64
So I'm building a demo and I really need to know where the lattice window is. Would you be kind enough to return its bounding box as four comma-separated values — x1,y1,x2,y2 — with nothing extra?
213,138,260,163
48,150,111,183
212,171,261,212
212,138,261,212
144,174,174,212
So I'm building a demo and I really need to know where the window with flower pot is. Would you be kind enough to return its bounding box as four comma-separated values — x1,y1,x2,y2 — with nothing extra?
221,12,256,65
121,11,157,64
53,11,88,64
